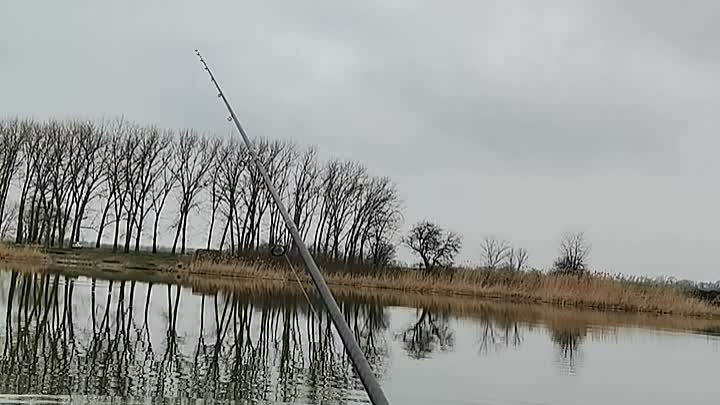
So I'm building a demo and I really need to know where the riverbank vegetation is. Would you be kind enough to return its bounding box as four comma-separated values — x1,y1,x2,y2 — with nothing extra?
0,243,47,264
184,258,720,317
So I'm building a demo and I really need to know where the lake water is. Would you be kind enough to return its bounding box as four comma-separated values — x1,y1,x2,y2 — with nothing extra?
1,268,719,405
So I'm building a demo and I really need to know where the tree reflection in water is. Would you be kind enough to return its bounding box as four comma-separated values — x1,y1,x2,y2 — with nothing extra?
548,320,587,376
0,271,390,403
0,269,640,401
397,308,455,359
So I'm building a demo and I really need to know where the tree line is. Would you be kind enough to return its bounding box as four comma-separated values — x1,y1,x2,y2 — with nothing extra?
1,116,594,272
402,220,591,274
0,117,402,267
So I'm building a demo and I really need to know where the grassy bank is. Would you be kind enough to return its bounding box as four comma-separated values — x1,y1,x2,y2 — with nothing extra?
184,273,720,335
0,243,48,264
185,259,720,318
4,246,717,318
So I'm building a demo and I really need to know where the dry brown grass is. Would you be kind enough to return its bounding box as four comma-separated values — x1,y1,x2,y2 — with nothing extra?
185,259,720,318
0,243,48,264
182,273,720,334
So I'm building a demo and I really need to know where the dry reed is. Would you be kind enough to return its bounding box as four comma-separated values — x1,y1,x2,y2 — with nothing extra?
0,243,48,264
182,273,720,334
185,259,720,318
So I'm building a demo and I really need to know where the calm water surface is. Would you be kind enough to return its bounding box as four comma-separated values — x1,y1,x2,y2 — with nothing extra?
0,268,718,404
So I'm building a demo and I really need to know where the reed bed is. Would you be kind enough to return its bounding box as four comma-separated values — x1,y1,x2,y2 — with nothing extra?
186,259,720,318
183,273,720,335
0,243,48,264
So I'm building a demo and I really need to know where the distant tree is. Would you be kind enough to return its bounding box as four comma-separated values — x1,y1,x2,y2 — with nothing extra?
403,221,462,271
505,247,529,271
554,232,590,274
480,236,510,269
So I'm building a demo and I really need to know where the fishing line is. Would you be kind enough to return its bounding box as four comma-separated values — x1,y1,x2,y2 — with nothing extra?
282,248,318,317
270,243,317,316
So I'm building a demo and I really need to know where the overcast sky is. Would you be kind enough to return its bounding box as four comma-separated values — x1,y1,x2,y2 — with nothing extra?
2,1,719,281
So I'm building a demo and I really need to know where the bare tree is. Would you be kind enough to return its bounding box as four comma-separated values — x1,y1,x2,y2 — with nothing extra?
480,236,510,269
216,138,247,254
148,130,177,253
0,119,25,236
170,130,217,255
130,126,171,251
204,138,224,250
554,232,590,274
5,116,416,265
46,120,76,247
15,120,40,244
505,247,529,271
367,211,401,268
0,204,17,240
264,140,295,249
365,190,403,268
289,146,320,243
68,120,107,244
403,221,462,271
101,119,136,252
121,124,145,253
313,159,366,261
345,175,402,266
24,122,53,244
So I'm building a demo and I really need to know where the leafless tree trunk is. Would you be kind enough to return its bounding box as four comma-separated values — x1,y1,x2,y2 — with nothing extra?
103,119,133,252
0,120,25,237
149,130,176,254
217,138,246,254
403,221,462,271
240,138,274,251
205,144,224,250
121,125,144,253
14,121,47,244
481,236,511,269
344,175,401,265
290,146,320,245
0,119,25,240
266,140,295,249
46,121,76,248
129,126,172,252
505,246,529,271
170,130,216,255
68,120,107,244
555,232,590,273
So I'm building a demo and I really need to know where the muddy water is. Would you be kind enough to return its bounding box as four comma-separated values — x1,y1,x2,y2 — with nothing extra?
0,268,718,404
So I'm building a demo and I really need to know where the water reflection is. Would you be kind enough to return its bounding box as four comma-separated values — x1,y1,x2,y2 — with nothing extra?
548,320,587,375
398,308,454,359
0,271,386,403
1,269,719,404
477,319,523,354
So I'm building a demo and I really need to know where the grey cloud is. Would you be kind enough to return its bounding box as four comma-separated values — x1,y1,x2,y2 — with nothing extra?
2,1,720,279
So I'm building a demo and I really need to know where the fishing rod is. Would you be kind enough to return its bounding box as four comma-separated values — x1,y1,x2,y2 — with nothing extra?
194,50,391,405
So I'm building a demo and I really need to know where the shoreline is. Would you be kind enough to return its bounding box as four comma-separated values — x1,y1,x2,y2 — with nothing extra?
1,244,718,319
182,260,720,318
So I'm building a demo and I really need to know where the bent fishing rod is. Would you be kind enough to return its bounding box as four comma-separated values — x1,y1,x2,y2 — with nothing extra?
194,50,390,405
